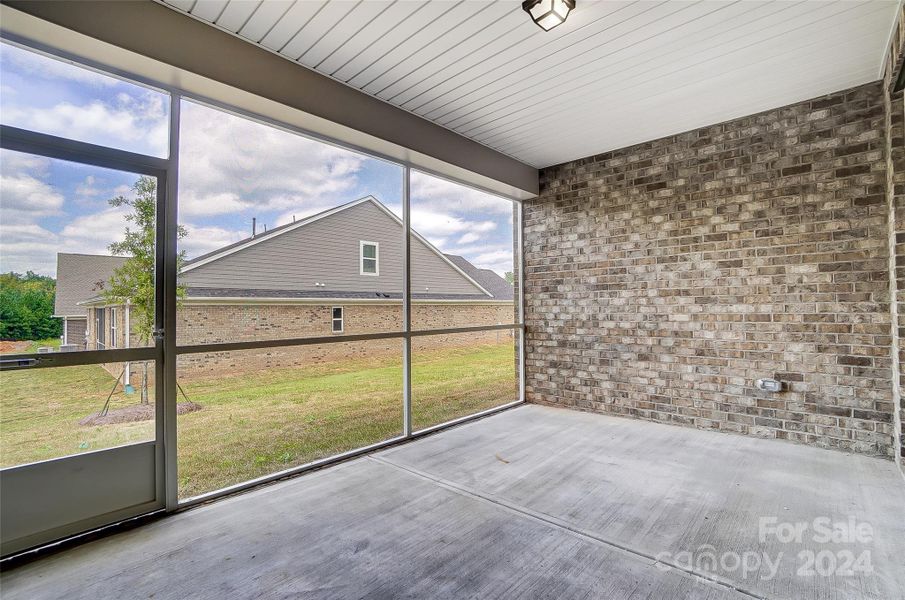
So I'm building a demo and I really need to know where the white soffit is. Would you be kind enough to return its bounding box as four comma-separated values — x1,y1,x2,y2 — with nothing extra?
158,0,901,169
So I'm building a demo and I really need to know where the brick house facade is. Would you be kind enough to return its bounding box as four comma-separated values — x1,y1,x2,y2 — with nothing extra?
85,301,514,378
78,196,516,380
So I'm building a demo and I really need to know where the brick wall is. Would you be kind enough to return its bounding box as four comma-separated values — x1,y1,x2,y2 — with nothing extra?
885,4,905,470
176,302,511,344
176,302,513,377
524,81,898,459
88,302,515,380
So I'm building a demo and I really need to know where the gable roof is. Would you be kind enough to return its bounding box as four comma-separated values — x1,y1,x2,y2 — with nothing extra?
443,255,514,301
54,253,127,317
182,195,494,298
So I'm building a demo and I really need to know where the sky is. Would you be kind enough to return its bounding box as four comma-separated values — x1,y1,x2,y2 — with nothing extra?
0,42,516,279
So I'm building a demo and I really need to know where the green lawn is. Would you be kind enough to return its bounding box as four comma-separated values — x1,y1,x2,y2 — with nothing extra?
26,338,61,353
0,342,517,498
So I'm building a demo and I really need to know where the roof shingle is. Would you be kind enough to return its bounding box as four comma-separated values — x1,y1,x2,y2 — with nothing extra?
54,253,127,317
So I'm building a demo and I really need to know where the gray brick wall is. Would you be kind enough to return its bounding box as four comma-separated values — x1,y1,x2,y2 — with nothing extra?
885,4,905,469
524,81,898,459
88,302,515,381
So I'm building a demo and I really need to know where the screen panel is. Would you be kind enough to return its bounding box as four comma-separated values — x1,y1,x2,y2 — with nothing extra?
175,99,406,345
408,170,518,330
176,339,404,499
411,330,519,432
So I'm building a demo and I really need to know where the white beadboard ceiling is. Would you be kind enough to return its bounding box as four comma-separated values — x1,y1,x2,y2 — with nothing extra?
158,0,901,169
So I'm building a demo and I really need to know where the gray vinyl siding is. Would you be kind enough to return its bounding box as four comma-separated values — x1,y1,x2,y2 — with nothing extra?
181,201,485,296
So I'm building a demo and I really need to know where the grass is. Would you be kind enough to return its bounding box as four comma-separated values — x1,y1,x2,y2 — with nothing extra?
25,338,62,353
0,341,517,498
0,363,155,465
0,338,61,355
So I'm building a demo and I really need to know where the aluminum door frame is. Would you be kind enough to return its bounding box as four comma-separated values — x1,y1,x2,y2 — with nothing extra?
0,123,174,556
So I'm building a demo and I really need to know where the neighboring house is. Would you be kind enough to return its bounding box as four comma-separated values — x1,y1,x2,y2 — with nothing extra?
53,253,127,348
75,196,515,378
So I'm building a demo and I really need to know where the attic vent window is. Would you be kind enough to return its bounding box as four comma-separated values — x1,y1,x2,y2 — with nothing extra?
360,241,379,276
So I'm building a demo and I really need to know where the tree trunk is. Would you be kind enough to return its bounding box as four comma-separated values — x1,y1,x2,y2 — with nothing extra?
141,361,149,405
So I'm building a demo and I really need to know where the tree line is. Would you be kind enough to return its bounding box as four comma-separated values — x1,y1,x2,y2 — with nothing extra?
0,177,175,348
0,272,62,341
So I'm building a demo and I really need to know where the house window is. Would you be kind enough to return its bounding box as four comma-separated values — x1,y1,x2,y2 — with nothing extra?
360,241,379,275
109,307,117,348
332,307,344,333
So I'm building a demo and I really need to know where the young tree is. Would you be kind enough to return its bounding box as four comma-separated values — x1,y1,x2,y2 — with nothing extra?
504,272,515,285
103,176,187,403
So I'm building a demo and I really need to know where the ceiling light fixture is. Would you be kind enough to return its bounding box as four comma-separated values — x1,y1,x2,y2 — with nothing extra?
522,0,575,31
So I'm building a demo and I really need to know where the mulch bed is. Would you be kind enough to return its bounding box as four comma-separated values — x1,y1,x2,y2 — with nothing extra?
80,402,202,426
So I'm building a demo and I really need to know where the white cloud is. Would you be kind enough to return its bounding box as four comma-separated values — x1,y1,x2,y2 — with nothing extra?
0,224,59,275
1,43,120,88
0,153,65,225
445,242,515,277
75,175,101,198
178,101,364,219
0,207,132,276
181,223,246,258
0,223,56,243
0,243,58,276
1,44,170,157
0,151,138,275
179,191,250,217
59,207,129,253
471,249,514,272
2,98,168,156
0,148,46,175
0,173,65,223
411,209,496,239
411,171,514,216
407,171,516,275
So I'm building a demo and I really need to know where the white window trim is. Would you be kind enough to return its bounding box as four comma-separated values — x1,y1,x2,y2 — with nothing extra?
109,307,117,348
360,240,379,276
332,306,344,333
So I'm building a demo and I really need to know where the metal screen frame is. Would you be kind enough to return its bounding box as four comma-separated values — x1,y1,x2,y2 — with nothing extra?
0,36,528,542
0,124,173,556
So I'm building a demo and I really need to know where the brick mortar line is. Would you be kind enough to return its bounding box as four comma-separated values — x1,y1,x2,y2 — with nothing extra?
369,455,767,600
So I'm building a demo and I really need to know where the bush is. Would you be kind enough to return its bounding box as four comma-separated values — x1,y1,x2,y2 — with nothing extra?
0,272,62,341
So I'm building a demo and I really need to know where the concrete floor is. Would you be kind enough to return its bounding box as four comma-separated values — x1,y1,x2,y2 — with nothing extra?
2,404,903,600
